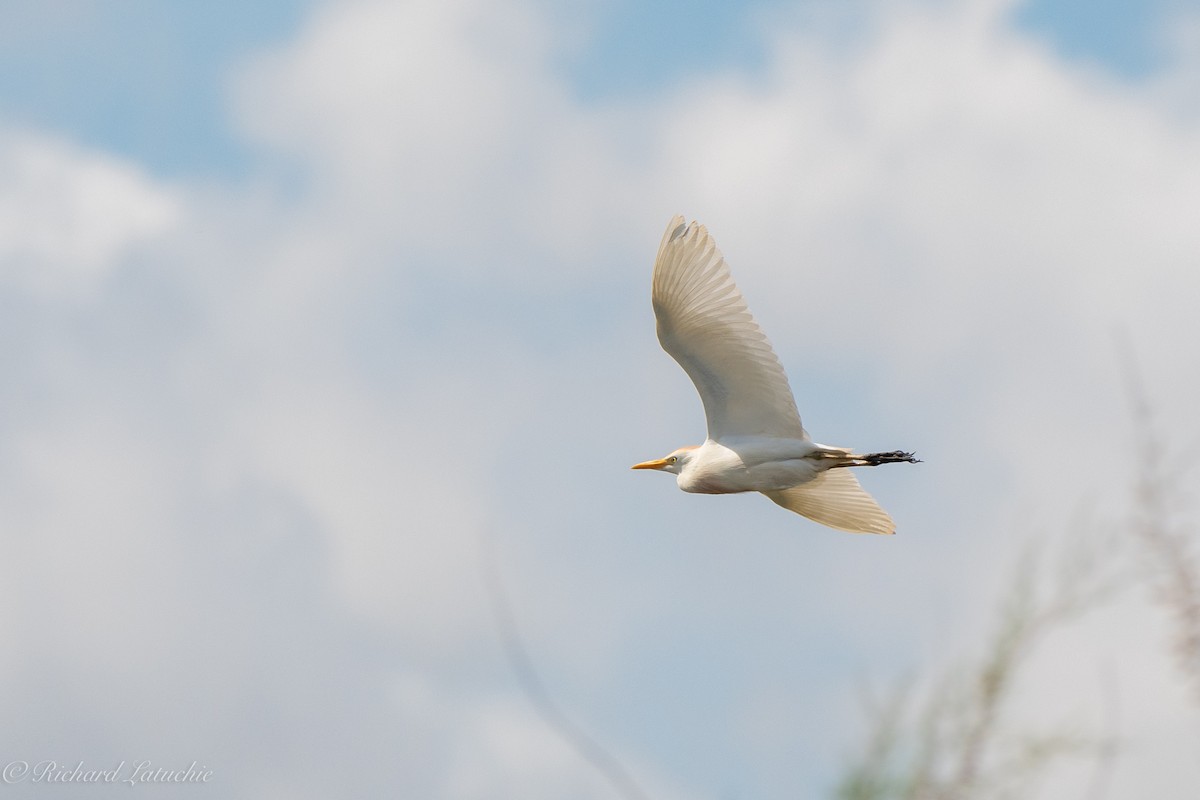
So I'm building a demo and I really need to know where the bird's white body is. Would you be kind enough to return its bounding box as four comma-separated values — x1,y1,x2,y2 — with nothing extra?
633,215,917,534
667,438,825,494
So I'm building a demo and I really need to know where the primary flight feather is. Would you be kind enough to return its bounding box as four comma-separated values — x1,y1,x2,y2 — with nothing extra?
633,216,918,534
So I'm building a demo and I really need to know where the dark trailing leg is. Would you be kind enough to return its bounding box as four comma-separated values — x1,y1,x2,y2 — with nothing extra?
859,450,921,466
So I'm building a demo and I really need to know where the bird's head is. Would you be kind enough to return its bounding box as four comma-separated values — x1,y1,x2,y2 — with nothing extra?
631,446,697,475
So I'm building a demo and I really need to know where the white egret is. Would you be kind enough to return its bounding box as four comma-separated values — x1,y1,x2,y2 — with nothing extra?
633,215,918,534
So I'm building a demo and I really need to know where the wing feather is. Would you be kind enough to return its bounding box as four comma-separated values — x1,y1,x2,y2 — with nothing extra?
762,469,895,535
652,216,806,440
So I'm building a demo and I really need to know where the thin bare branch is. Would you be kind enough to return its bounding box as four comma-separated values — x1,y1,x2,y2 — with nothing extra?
477,529,653,800
835,524,1121,800
1118,344,1200,701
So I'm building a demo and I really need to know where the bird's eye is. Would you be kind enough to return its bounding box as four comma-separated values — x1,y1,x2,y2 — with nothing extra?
668,456,677,464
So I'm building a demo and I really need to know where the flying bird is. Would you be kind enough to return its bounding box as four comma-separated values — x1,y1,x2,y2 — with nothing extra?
632,215,918,534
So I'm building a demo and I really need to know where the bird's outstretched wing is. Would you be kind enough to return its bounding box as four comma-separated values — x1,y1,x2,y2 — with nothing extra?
652,215,806,441
762,469,895,534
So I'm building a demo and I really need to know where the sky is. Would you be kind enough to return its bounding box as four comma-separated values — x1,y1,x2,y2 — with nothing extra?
2,0,1200,798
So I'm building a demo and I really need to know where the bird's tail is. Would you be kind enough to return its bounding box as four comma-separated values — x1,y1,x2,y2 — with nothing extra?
762,468,895,534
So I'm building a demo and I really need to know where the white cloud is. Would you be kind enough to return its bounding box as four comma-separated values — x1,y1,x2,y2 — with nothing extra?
5,0,1200,797
0,130,180,295
231,0,582,274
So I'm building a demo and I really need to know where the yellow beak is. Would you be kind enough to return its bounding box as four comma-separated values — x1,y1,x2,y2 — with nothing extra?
631,457,671,470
